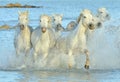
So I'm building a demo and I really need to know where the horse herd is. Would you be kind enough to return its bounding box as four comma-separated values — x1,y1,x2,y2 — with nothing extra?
14,7,110,69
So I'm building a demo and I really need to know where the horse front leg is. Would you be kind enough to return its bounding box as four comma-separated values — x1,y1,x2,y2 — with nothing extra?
42,52,48,60
41,52,48,66
84,49,90,69
33,50,39,63
23,47,31,66
16,47,20,57
25,47,31,57
68,49,75,69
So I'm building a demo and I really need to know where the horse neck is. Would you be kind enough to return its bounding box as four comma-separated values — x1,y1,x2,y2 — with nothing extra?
24,24,28,28
48,22,52,29
53,23,57,26
40,30,50,41
74,20,87,38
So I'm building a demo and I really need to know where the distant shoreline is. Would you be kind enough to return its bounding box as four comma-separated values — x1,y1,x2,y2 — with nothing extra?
0,6,43,8
0,3,43,8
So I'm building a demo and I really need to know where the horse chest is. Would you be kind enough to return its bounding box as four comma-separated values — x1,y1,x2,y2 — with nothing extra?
73,32,86,49
36,32,50,50
20,29,31,45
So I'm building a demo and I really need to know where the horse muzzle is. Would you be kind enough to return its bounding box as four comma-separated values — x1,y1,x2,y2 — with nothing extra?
41,27,47,33
56,24,64,31
20,24,24,30
88,23,95,30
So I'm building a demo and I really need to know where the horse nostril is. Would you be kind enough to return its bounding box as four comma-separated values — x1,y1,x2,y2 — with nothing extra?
89,23,92,28
88,23,94,30
57,24,62,27
106,14,109,17
97,22,102,27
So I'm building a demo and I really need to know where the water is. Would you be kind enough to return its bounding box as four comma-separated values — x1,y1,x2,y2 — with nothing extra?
0,0,120,81
0,69,120,82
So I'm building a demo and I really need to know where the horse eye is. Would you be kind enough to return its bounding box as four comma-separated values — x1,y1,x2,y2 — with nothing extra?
83,16,86,18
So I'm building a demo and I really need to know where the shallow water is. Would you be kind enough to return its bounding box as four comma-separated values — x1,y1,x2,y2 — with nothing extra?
0,0,120,81
0,69,120,82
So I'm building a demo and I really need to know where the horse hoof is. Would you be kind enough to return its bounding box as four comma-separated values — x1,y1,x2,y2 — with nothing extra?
84,65,89,69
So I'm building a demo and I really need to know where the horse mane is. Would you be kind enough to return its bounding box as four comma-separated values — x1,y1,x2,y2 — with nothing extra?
76,13,82,24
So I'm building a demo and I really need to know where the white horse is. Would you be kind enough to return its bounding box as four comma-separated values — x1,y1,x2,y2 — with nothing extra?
56,9,99,69
14,11,32,57
31,14,55,63
66,9,102,31
52,14,65,39
96,7,110,22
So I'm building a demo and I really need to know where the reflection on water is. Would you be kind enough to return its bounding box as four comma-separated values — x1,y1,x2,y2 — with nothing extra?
0,69,120,82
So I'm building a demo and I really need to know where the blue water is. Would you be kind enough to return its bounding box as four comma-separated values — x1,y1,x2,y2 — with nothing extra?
0,0,120,82
0,69,120,82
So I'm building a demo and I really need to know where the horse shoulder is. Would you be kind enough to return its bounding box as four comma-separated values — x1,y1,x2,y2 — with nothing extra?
31,27,41,47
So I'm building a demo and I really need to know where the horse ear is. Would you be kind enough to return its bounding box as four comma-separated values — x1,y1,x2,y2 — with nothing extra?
77,13,82,23
18,11,21,15
25,11,29,15
60,14,63,18
48,16,52,23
